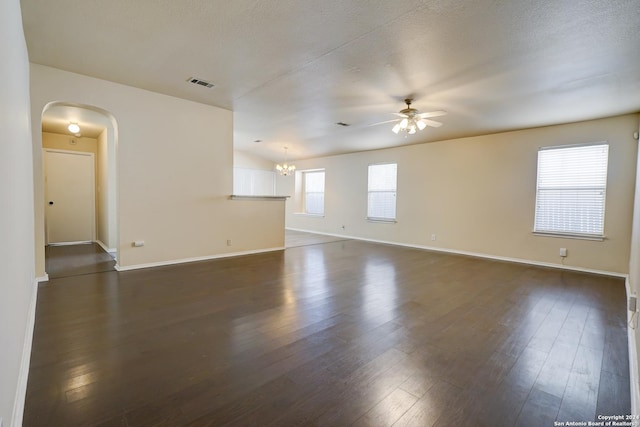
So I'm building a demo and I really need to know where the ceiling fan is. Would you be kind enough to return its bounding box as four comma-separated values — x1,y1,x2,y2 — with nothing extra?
371,99,447,135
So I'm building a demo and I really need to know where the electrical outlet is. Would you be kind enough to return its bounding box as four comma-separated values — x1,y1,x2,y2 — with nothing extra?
133,240,144,247
431,234,436,241
226,239,232,246
341,225,345,230
629,295,637,312
559,248,567,257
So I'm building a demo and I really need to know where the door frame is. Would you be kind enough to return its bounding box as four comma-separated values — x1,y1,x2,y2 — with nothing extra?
43,148,96,245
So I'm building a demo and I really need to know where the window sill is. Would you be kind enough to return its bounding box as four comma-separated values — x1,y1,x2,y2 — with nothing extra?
532,231,605,241
367,218,397,224
293,212,325,218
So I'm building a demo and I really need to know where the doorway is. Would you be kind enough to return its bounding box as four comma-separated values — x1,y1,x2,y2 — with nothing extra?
41,103,119,278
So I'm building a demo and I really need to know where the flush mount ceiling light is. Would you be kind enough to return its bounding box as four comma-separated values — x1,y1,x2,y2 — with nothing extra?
276,147,296,176
390,99,446,136
68,122,80,133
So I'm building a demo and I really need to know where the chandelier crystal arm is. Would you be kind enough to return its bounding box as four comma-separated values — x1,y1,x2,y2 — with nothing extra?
276,147,296,176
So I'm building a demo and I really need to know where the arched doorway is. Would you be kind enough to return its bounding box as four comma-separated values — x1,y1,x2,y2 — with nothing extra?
40,102,119,278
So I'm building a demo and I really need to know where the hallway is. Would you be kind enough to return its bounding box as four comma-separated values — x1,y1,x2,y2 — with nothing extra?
45,243,115,279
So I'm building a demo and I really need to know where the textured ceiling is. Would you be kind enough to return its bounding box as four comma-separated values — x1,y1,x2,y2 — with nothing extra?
21,0,640,161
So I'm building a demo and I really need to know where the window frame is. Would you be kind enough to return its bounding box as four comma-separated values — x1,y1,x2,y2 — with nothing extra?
533,142,609,241
367,162,398,223
302,169,325,216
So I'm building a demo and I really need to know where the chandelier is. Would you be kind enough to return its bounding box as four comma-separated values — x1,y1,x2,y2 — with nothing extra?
276,147,296,176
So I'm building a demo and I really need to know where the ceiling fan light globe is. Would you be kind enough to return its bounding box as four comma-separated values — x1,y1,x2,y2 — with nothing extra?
416,119,427,130
392,124,401,133
399,118,409,128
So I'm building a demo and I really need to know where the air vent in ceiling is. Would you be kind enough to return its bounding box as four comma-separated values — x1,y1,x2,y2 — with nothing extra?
187,77,215,88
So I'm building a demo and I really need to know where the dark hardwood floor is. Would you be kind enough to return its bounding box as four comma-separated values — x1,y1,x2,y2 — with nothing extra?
24,239,630,426
285,229,350,248
45,243,116,279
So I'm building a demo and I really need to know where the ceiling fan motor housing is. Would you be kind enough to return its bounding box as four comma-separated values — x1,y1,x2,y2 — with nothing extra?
399,107,418,117
400,99,417,117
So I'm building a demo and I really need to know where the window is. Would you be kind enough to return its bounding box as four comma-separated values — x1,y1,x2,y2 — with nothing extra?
368,163,397,221
233,168,276,196
534,143,609,238
303,170,325,215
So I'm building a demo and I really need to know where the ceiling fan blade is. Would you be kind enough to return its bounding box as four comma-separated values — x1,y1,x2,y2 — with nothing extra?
417,110,447,118
366,118,400,127
393,112,409,117
423,119,443,128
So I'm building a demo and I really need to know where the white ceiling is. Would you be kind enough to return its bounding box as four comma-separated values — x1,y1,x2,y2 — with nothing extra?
21,0,640,161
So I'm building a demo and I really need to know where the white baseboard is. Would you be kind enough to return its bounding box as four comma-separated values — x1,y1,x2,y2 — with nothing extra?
627,278,640,415
11,279,38,427
35,273,48,283
285,227,626,278
47,240,92,246
114,246,285,272
95,240,116,255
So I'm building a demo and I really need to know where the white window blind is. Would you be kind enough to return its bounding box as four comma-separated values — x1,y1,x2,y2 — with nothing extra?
304,170,325,215
368,163,397,221
233,167,276,196
534,143,609,237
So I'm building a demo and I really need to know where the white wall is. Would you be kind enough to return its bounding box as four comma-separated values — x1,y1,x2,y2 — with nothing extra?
96,128,114,250
0,0,36,425
629,122,640,411
42,132,97,154
283,114,639,275
630,127,640,293
106,127,117,251
234,149,274,170
31,65,284,272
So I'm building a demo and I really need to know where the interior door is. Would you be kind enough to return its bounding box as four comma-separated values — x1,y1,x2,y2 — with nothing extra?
44,149,95,244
